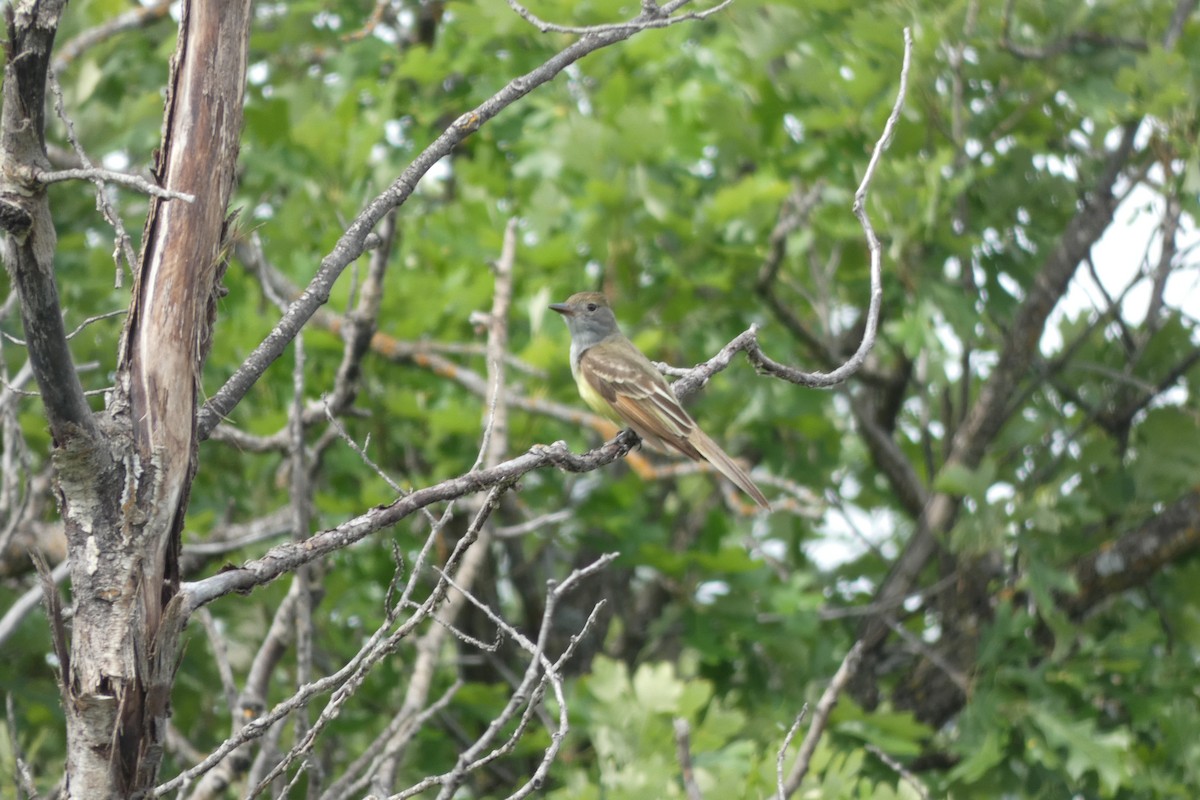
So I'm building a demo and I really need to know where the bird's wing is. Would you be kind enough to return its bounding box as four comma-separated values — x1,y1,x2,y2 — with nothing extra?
582,338,769,509
579,339,699,455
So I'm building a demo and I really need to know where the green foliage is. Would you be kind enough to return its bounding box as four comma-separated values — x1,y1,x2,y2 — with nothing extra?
2,0,1200,797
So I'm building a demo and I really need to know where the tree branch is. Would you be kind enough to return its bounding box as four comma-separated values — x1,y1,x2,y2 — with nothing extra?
0,0,95,443
778,641,865,798
196,13,684,438
1065,489,1200,619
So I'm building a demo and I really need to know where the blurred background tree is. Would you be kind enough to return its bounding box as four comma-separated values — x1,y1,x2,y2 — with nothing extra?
1,0,1198,797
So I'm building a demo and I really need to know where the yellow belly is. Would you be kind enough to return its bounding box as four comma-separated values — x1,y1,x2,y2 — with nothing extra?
575,370,621,422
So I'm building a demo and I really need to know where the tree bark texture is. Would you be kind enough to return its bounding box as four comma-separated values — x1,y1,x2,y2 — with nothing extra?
1,1,251,796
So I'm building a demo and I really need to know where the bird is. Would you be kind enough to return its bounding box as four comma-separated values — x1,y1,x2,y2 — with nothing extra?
549,291,769,509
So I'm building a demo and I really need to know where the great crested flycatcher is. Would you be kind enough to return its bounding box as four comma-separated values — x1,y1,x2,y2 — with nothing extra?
550,292,769,509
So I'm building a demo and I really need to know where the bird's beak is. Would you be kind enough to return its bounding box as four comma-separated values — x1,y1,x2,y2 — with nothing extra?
549,302,572,316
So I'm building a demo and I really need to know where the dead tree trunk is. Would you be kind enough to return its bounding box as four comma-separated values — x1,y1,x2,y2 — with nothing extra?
0,1,251,795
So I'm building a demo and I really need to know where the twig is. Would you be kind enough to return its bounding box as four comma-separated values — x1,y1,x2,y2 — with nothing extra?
778,641,865,797
0,558,71,649
52,0,173,70
494,509,574,538
506,0,733,35
64,309,127,339
674,718,704,800
46,68,140,284
390,555,615,800
196,608,239,714
185,587,299,800
5,694,40,799
324,208,397,416
367,220,520,793
237,486,509,799
775,705,807,799
318,680,463,800
36,167,195,202
161,504,462,797
179,507,294,558
197,10,675,438
866,744,930,799
725,27,911,392
288,325,321,794
181,434,636,610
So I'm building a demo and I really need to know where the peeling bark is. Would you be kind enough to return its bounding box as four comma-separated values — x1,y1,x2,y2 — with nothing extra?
0,0,252,795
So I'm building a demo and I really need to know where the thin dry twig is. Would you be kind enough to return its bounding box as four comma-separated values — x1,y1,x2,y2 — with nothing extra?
368,219,521,793
6,694,40,799
776,705,808,799
390,555,615,800
36,167,195,202
866,744,930,799
195,608,238,714
52,0,173,70
288,325,323,794
64,309,127,340
698,26,912,394
239,486,510,799
674,718,704,800
318,680,463,800
242,245,519,793
45,69,140,284
505,0,733,35
778,641,865,798
159,491,482,798
197,7,690,437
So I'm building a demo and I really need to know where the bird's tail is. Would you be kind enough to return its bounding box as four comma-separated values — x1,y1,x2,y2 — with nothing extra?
687,428,769,510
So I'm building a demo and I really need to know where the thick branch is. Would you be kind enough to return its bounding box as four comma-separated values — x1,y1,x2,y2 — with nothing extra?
1065,490,1200,618
0,0,94,442
181,435,638,610
197,24,651,438
58,0,253,795
859,120,1145,653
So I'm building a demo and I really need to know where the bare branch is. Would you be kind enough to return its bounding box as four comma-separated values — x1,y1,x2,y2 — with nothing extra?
505,0,733,35
866,744,930,799
197,17,672,438
159,503,465,797
46,68,140,283
179,506,294,560
776,706,807,799
52,0,173,70
0,558,70,648
368,220,519,793
37,166,195,201
5,693,40,799
674,718,704,800
734,27,912,391
324,208,396,416
390,555,615,800
239,486,509,799
494,509,574,538
318,680,463,800
779,641,865,797
0,0,95,442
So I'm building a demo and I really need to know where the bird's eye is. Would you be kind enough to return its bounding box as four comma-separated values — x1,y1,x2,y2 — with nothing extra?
586,303,597,312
